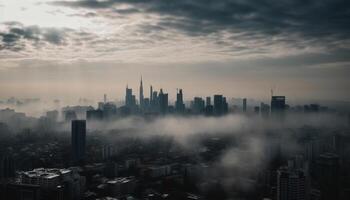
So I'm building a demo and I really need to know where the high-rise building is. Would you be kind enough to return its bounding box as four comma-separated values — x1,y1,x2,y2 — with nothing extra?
271,96,286,116
125,86,133,107
139,76,144,109
0,155,15,179
158,89,168,114
64,110,77,122
243,98,247,112
71,120,86,164
150,85,153,103
316,153,339,200
192,97,205,114
175,89,185,113
214,95,224,115
277,167,307,200
261,102,270,118
86,109,103,120
206,97,211,106
223,97,228,114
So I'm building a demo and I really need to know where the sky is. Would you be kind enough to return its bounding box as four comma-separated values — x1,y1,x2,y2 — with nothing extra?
0,0,350,103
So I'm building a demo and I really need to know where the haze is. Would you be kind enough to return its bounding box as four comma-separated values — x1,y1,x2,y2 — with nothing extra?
1,0,350,102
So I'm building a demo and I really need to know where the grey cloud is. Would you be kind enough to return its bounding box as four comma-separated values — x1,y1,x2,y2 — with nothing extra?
51,0,350,40
0,22,83,51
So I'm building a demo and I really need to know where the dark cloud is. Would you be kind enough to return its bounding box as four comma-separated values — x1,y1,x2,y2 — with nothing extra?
51,0,350,42
0,22,73,51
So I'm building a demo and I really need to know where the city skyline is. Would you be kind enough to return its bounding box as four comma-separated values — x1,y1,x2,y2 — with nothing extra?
1,0,350,101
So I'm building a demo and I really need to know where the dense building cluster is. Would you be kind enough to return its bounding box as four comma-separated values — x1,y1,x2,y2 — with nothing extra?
0,81,349,200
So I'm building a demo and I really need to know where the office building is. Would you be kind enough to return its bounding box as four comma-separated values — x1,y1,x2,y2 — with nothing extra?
158,89,168,114
139,76,144,109
271,96,286,116
175,89,185,113
316,153,339,200
71,120,86,164
243,98,247,112
277,167,306,200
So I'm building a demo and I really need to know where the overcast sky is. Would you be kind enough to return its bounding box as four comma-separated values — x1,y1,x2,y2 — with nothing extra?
0,0,349,102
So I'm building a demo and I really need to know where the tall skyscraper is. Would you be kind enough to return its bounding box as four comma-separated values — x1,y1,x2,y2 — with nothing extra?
316,153,339,200
175,89,185,113
206,97,211,106
158,89,168,114
214,95,223,115
0,155,15,179
125,86,133,107
277,167,307,200
261,102,270,118
150,85,153,102
271,96,286,114
243,98,247,112
192,97,205,114
139,76,144,109
71,120,86,164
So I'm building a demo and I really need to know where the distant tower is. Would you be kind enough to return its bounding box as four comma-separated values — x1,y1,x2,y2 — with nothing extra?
125,85,133,106
175,89,185,113
243,98,247,112
277,167,307,200
71,120,86,164
271,96,286,117
139,76,144,108
214,95,223,115
206,97,211,106
150,85,153,102
104,94,107,104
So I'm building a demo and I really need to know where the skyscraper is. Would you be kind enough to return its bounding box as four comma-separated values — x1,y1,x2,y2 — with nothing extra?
271,96,286,114
192,97,205,114
158,89,168,114
243,98,247,112
277,167,307,200
150,85,153,103
125,86,133,107
214,95,223,115
0,155,15,179
206,97,211,106
139,76,144,109
71,120,86,164
316,153,339,200
175,89,185,113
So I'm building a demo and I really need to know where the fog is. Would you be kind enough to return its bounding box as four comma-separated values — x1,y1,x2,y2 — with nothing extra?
0,108,348,199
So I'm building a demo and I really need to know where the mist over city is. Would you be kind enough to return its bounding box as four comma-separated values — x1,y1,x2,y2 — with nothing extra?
1,1,350,200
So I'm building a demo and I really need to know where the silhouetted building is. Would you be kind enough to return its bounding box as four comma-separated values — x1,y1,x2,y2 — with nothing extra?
261,102,270,118
277,167,306,200
175,89,185,113
192,97,205,114
46,110,58,122
243,98,247,112
223,97,228,114
64,110,77,122
86,109,103,120
139,76,144,109
102,102,117,119
4,183,41,200
0,155,15,179
214,95,223,115
206,97,211,107
254,106,260,114
316,153,339,200
271,96,286,117
304,104,320,113
125,86,134,107
213,95,228,115
158,89,168,114
71,120,86,164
